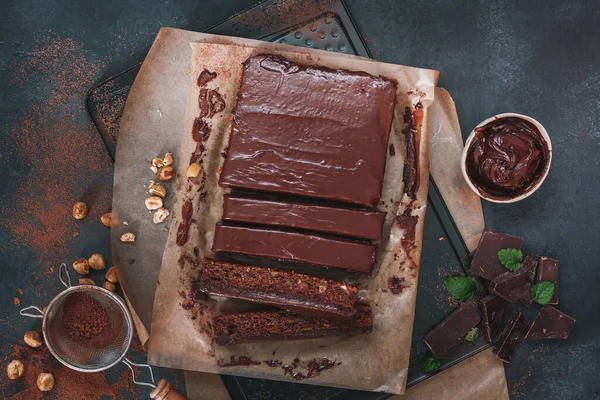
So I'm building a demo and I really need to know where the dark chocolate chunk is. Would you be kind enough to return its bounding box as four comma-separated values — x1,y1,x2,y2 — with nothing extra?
493,312,529,363
520,291,534,308
470,229,524,281
489,272,531,303
525,305,575,340
219,54,397,207
424,300,481,357
212,224,376,273
480,294,508,342
537,256,559,304
520,254,538,282
222,195,385,240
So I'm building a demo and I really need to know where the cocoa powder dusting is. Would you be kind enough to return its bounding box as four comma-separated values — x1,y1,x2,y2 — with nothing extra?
62,293,120,348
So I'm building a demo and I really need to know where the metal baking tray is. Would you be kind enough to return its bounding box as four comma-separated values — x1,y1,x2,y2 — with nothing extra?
86,0,491,398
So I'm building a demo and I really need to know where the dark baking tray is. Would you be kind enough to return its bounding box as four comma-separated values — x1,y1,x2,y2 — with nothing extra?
86,0,491,397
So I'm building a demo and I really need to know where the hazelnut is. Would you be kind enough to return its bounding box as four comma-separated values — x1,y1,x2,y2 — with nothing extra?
153,207,170,224
186,163,202,178
88,254,106,270
105,266,119,284
100,212,112,227
24,331,42,348
72,258,89,274
150,165,158,174
37,372,54,392
7,360,24,379
79,278,96,285
72,202,88,220
148,182,167,198
145,196,163,210
159,166,175,181
102,281,116,292
163,152,174,166
120,232,136,243
151,158,164,168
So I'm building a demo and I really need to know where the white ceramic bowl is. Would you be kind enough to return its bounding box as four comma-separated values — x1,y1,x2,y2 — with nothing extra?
460,113,552,203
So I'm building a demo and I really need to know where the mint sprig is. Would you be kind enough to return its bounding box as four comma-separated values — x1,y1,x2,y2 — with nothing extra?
498,248,523,272
421,354,440,373
444,276,477,301
530,281,555,305
465,327,480,343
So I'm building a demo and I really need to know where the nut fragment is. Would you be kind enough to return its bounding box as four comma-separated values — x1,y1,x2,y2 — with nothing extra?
150,165,158,174
145,196,163,210
100,213,112,227
163,152,174,166
186,163,202,178
72,202,88,220
318,285,327,293
7,360,24,379
120,232,136,243
102,281,116,292
151,158,164,168
88,254,106,270
24,331,42,348
153,207,170,224
148,182,167,198
72,258,89,274
159,166,175,181
105,266,119,284
37,372,54,392
79,278,96,285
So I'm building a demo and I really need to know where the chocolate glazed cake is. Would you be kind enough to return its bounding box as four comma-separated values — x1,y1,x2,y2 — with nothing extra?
198,259,359,320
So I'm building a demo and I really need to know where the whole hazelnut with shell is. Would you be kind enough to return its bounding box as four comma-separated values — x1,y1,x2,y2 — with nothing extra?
37,372,54,392
72,202,88,220
88,254,106,270
72,258,89,274
24,331,42,348
7,360,24,380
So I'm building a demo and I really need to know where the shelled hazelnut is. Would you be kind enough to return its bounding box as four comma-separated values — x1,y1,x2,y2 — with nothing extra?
72,202,88,220
105,267,119,284
120,232,136,243
79,278,95,285
186,163,202,178
101,212,112,227
159,166,175,181
6,360,24,379
37,372,54,392
88,254,106,270
72,258,89,274
148,182,166,198
145,196,163,210
24,331,42,348
163,152,174,166
102,281,116,292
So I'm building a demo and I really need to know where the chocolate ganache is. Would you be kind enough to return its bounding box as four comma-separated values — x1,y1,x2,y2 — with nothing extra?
466,117,549,199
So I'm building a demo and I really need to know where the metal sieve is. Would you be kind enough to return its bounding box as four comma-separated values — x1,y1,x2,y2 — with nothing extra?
21,263,188,400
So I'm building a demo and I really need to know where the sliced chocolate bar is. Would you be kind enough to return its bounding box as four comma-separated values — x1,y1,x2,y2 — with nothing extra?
520,254,538,282
470,229,524,281
493,312,529,363
525,305,575,340
480,294,508,342
489,272,531,303
424,300,481,357
537,256,559,304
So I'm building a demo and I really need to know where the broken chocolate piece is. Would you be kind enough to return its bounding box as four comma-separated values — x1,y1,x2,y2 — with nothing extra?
537,256,559,304
480,294,508,342
489,272,531,303
470,229,524,281
525,305,575,340
423,300,481,357
520,291,533,308
520,254,538,282
493,312,529,363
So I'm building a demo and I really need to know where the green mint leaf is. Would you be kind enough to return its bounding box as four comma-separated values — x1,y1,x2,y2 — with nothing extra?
421,354,441,373
530,281,555,305
465,327,480,343
498,248,523,272
444,276,477,301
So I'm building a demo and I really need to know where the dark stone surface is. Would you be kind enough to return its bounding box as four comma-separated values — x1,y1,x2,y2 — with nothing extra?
0,0,598,398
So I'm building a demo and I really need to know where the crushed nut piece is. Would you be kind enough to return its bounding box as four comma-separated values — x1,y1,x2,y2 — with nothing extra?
37,372,54,392
88,254,106,270
72,258,89,274
7,360,24,380
145,196,163,210
318,285,327,293
72,202,88,220
105,266,119,283
159,166,175,181
120,232,136,243
153,207,170,224
163,152,174,166
100,212,112,227
186,162,202,178
123,221,129,226
148,182,167,198
151,158,164,168
79,278,95,285
150,165,158,174
24,331,42,348
102,281,116,292
339,285,348,291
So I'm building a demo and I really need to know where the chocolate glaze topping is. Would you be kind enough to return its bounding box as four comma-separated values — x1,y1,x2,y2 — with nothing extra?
466,117,549,199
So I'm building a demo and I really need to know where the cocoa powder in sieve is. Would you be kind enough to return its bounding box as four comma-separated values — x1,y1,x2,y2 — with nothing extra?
62,293,118,349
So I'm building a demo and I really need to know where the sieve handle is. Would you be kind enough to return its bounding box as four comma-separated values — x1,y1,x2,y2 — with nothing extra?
59,262,72,288
149,379,189,400
20,305,45,319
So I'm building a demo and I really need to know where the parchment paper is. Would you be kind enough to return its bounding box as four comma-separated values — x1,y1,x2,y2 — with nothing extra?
146,34,437,394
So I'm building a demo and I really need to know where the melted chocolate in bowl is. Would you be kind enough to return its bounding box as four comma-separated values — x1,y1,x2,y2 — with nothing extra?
466,117,550,200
